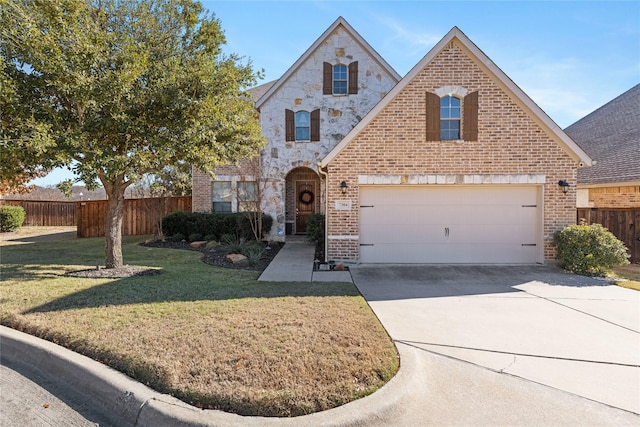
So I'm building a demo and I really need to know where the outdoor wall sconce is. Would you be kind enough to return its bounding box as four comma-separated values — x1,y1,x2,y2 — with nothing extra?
340,181,348,194
558,180,570,194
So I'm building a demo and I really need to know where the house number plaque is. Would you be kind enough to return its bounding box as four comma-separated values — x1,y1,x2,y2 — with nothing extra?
335,200,352,211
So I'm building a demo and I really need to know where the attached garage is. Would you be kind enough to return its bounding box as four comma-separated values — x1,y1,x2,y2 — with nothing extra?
359,185,543,264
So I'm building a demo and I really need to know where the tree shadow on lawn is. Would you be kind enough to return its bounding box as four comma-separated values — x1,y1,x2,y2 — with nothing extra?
22,268,359,314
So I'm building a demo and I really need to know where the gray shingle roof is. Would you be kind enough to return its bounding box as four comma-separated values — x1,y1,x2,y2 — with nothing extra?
247,80,277,102
564,84,640,185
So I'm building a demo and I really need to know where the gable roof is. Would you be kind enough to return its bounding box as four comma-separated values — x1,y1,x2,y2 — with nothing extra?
564,84,640,185
254,17,401,109
321,26,592,168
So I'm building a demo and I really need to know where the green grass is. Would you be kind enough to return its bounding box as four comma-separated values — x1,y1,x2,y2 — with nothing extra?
0,230,398,416
610,265,640,291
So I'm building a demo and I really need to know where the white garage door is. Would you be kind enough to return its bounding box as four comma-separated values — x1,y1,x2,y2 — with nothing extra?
359,186,541,263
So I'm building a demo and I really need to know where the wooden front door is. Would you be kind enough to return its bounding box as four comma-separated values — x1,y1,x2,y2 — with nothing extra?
296,181,316,233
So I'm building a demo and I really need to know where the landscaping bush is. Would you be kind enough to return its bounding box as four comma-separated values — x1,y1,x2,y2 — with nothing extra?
162,212,272,241
188,233,203,242
306,214,325,243
0,205,26,232
242,241,266,266
171,233,186,242
554,224,630,277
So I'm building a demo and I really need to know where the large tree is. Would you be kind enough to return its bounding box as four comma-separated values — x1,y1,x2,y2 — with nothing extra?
0,0,265,267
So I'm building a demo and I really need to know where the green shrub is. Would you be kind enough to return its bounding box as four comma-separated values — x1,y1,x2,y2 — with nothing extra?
162,212,273,241
242,242,266,266
203,234,217,242
171,233,186,242
0,206,26,232
306,214,325,243
188,233,203,242
553,224,630,276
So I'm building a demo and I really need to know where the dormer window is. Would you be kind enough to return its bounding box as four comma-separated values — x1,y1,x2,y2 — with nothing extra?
440,95,461,140
323,61,358,95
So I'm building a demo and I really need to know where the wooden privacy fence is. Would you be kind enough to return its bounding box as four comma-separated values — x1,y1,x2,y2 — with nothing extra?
577,208,640,263
0,200,76,226
77,196,191,238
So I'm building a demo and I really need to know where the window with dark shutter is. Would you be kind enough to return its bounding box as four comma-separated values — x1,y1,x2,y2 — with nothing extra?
285,109,295,141
333,65,347,95
463,91,479,141
323,62,332,95
348,61,358,94
425,92,440,141
310,109,320,141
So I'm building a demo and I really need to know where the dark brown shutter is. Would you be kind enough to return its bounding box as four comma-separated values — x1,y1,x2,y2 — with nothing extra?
285,109,294,141
425,92,440,141
348,61,358,94
323,62,332,95
310,109,320,141
463,91,479,141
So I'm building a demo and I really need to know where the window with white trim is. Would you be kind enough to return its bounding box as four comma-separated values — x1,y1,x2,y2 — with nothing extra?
333,64,347,95
440,95,461,140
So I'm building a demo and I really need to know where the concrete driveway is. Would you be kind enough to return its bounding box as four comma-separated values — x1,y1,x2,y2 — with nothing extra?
351,264,640,419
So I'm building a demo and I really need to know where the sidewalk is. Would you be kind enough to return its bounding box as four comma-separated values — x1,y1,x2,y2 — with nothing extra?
258,236,352,283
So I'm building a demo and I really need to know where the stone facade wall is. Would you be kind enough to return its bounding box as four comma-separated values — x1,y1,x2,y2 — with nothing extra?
256,25,398,240
325,39,578,262
193,24,399,241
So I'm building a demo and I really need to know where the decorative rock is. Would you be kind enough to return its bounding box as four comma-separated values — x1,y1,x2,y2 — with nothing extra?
334,263,345,271
226,253,248,264
190,241,207,248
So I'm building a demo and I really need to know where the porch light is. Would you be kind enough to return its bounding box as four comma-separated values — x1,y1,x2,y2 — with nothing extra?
340,181,348,194
558,180,570,194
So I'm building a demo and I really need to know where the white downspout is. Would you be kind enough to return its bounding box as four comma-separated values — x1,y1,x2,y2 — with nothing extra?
317,162,329,263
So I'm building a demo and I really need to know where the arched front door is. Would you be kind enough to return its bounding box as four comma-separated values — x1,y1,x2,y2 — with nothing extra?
286,167,320,234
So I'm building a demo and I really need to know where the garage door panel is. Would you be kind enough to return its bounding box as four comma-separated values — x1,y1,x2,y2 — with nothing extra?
359,186,541,264
360,243,537,264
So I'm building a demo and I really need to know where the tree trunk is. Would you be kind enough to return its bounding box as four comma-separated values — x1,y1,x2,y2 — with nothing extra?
103,177,127,269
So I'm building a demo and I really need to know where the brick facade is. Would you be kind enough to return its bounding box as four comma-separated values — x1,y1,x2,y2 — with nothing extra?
588,186,640,208
323,37,583,263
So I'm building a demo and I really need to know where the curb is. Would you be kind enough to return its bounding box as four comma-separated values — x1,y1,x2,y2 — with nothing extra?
0,326,413,426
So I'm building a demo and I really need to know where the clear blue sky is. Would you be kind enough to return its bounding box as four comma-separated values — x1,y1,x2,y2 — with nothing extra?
32,0,639,187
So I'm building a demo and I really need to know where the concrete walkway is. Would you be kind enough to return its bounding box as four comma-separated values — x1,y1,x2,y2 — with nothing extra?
258,236,352,283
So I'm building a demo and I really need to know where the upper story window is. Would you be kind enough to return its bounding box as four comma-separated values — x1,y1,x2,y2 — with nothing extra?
323,61,358,95
333,64,347,95
440,95,461,140
426,90,479,142
285,109,320,142
295,111,310,141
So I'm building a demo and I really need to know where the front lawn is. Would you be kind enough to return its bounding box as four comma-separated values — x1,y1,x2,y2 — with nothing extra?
0,229,398,417
610,264,640,291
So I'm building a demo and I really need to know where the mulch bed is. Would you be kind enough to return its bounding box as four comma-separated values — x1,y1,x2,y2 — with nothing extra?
143,239,284,271
65,240,284,279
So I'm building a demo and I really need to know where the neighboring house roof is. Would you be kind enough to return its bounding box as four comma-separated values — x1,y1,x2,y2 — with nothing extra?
247,80,277,102
564,84,640,186
321,27,592,168
254,16,401,109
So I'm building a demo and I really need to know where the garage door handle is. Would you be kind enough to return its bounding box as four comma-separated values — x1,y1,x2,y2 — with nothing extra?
445,227,449,237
